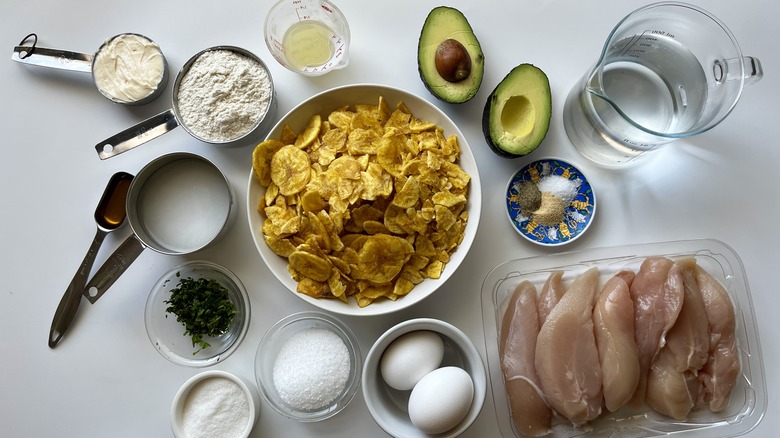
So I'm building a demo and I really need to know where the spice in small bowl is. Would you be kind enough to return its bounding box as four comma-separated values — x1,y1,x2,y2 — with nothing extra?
145,261,250,367
164,274,236,353
505,158,596,246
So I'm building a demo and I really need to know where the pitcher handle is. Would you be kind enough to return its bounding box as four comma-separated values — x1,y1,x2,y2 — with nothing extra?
742,56,763,87
715,56,763,87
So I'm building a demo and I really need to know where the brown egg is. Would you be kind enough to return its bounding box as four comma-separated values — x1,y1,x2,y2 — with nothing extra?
435,39,472,83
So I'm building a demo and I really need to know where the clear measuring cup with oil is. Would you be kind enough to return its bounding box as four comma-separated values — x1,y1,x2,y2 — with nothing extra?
264,0,350,76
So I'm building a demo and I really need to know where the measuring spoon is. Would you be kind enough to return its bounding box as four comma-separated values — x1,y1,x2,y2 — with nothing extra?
12,32,168,105
48,171,133,348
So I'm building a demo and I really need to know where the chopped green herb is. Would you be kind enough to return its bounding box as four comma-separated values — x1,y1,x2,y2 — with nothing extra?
164,276,236,354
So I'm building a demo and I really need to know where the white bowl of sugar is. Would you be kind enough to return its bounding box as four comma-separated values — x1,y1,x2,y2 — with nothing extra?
254,311,362,422
170,370,260,438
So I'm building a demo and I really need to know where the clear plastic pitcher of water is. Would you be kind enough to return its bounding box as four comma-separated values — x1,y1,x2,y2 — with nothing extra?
563,2,763,167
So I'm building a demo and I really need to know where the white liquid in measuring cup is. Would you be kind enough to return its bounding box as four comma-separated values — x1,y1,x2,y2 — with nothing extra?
282,20,336,70
138,159,231,252
565,33,708,165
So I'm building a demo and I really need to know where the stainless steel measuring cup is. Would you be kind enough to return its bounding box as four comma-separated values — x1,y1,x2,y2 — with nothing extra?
95,45,277,160
82,152,236,303
12,32,169,105
562,2,763,167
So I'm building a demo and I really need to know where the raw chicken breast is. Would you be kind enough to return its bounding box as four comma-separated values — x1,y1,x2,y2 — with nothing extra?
662,259,709,372
628,257,684,406
500,281,551,436
645,351,700,421
593,270,639,412
538,270,565,327
696,266,740,412
535,267,602,427
646,258,709,419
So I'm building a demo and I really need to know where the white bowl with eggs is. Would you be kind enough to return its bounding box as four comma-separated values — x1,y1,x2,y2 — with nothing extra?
362,318,487,437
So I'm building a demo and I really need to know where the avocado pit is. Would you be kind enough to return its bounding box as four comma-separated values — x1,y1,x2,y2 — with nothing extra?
435,39,471,83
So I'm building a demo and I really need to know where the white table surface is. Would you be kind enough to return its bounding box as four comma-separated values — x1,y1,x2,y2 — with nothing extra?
1,0,777,436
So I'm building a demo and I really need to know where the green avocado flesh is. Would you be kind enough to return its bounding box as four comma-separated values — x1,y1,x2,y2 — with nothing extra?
483,64,551,157
418,6,484,104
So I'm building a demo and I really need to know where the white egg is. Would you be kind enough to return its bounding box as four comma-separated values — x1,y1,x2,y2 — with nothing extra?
380,330,444,391
408,366,474,434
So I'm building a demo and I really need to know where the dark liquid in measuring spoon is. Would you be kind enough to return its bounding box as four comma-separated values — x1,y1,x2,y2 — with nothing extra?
96,173,133,228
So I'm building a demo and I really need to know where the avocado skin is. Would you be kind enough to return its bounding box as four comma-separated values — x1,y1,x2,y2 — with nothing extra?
417,6,484,104
482,94,521,158
482,64,552,158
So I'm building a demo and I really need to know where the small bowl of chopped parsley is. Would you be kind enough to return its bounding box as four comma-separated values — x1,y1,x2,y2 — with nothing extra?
145,260,250,367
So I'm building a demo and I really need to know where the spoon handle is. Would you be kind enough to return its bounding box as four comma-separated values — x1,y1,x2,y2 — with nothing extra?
82,234,146,304
48,228,106,348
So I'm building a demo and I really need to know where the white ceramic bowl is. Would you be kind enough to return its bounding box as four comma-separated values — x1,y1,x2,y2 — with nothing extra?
254,311,362,422
170,370,260,438
246,84,482,316
362,318,487,437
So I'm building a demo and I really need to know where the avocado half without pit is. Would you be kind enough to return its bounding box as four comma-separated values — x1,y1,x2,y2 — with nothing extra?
483,64,552,158
418,6,484,104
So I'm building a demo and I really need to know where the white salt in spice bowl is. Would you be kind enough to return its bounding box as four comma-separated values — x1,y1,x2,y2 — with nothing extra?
170,370,260,438
254,311,362,422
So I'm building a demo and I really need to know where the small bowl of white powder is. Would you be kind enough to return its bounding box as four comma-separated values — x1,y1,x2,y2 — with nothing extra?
254,311,362,422
170,370,260,438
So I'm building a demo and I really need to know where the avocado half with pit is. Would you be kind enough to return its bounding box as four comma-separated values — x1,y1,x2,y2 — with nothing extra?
418,6,484,104
483,64,551,158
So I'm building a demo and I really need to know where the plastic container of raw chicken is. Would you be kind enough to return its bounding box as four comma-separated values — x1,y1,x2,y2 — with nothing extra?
481,239,766,438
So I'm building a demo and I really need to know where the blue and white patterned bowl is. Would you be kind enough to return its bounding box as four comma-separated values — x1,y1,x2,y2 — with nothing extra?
505,158,596,246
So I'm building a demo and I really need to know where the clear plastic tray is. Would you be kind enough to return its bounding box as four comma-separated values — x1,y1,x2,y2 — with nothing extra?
481,239,766,438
